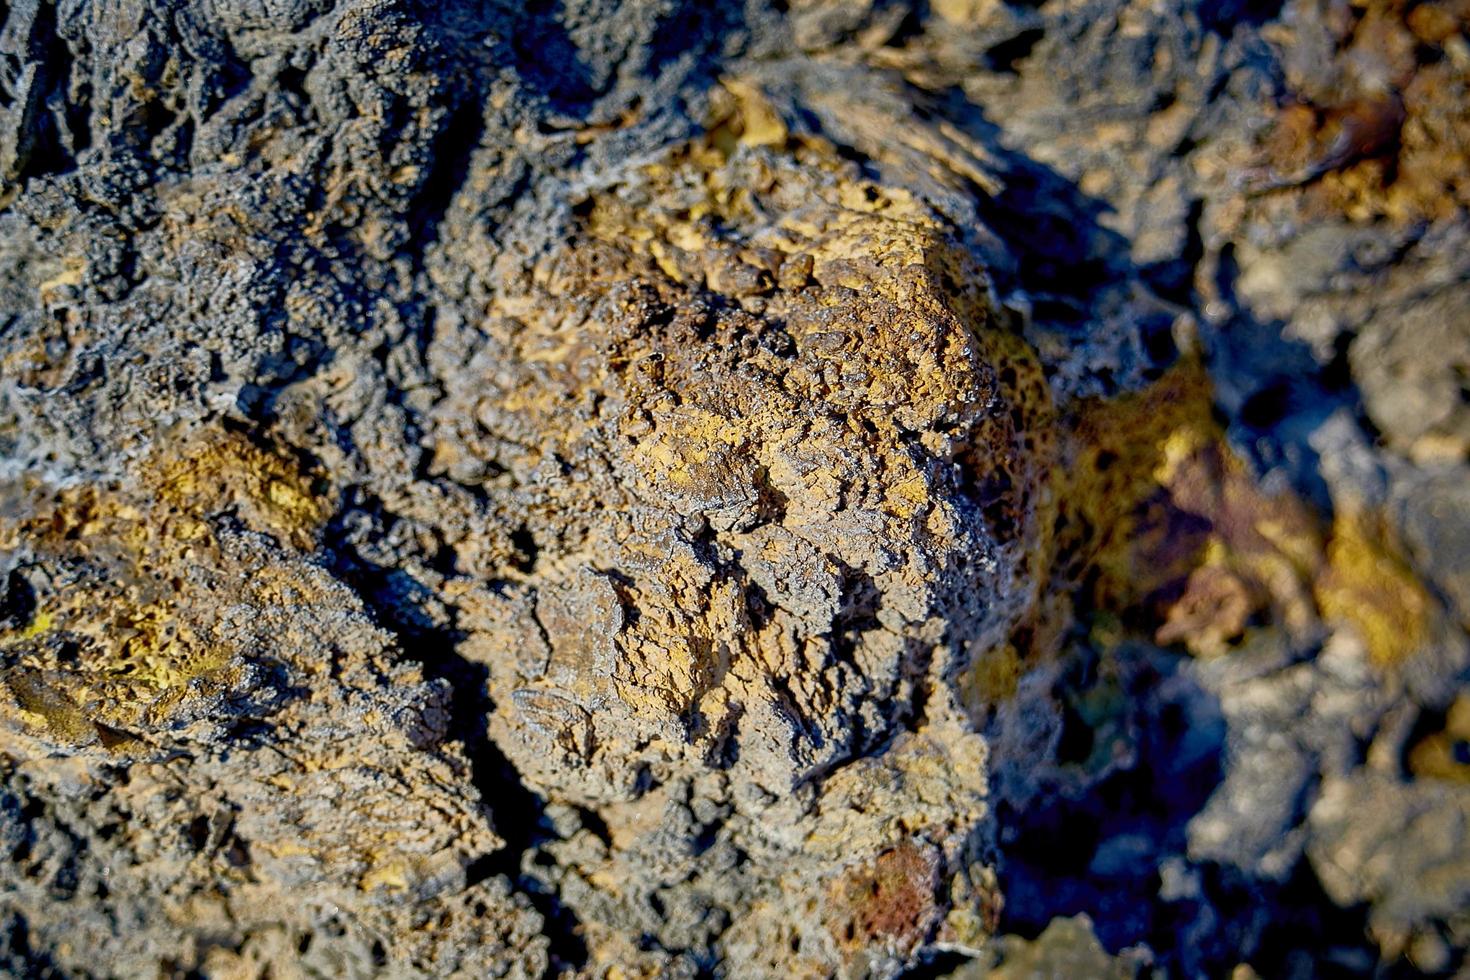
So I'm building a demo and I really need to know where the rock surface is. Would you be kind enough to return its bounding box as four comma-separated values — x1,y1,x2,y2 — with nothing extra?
1,0,1468,977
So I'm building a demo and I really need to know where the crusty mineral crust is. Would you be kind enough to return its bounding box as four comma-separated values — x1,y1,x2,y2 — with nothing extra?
0,1,1049,967
431,91,1045,976
3,0,1470,977
0,434,547,977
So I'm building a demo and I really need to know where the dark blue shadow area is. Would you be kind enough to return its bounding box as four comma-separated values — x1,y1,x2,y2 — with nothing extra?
991,643,1385,979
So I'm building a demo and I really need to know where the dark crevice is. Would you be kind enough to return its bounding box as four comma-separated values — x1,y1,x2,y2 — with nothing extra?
1243,862,1380,979
897,950,971,979
0,569,37,630
322,495,589,976
643,2,751,88
1240,377,1296,431
7,0,79,181
989,641,1396,977
406,96,486,269
983,28,1045,74
995,649,1224,958
0,911,63,979
1142,196,1205,305
512,0,602,114
1200,0,1287,34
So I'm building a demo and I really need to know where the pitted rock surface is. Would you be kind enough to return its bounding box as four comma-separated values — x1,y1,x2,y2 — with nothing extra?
2,0,1470,977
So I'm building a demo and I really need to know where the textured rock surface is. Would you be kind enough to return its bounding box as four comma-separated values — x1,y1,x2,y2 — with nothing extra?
1,0,1468,977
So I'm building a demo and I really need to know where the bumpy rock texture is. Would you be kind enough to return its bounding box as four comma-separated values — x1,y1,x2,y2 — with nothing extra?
1,0,1469,977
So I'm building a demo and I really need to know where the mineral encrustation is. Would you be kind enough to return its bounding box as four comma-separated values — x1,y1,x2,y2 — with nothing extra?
1,1,1468,977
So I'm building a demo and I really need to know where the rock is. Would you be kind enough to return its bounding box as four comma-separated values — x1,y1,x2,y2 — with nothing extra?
1,0,1469,976
1352,287,1470,462
949,914,1149,978
0,435,544,976
1309,771,1470,957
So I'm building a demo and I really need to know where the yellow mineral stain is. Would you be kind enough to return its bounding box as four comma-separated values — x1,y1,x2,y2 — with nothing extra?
1315,505,1431,669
